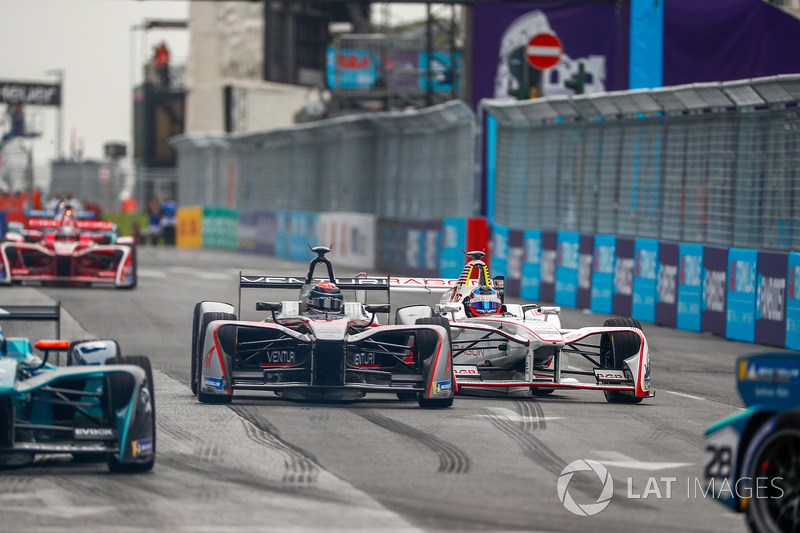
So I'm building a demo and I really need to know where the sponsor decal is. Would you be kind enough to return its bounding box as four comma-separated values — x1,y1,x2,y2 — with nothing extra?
558,241,580,269
454,365,480,375
703,270,726,312
541,250,556,284
593,369,626,382
11,268,30,275
756,275,785,322
74,427,116,440
636,249,657,280
578,253,593,290
453,345,486,357
203,377,223,390
263,350,296,365
613,258,634,296
730,260,756,294
681,255,702,286
139,387,153,415
132,438,154,457
743,362,800,383
594,245,615,274
433,380,452,393
353,352,377,366
657,264,677,305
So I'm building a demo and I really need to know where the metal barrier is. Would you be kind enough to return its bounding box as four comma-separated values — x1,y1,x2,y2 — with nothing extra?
171,100,476,220
482,74,800,251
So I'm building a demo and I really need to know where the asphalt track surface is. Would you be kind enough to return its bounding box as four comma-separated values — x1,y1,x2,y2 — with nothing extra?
1,247,794,532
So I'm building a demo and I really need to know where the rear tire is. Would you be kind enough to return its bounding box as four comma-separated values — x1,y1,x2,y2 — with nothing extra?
600,317,643,404
396,392,417,401
417,395,454,408
197,312,236,404
106,355,155,472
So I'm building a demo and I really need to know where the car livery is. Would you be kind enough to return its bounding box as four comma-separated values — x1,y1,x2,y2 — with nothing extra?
393,251,653,403
704,352,800,532
0,207,136,289
0,303,155,472
191,246,455,408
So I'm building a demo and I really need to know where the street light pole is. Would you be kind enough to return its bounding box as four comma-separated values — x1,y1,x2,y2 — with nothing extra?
45,69,64,160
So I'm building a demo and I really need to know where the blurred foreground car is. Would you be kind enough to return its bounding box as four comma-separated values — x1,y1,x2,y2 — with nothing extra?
0,206,136,288
704,352,800,532
192,246,454,408
394,251,653,403
0,303,155,472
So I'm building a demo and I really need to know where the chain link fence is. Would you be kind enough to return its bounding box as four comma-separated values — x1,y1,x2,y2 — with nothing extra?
172,100,476,220
483,74,800,251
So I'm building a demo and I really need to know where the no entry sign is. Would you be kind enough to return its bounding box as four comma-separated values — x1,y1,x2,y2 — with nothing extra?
525,33,563,70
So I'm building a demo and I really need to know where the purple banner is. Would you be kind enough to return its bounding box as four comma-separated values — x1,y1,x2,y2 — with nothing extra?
506,229,524,298
540,231,557,303
472,1,628,108
755,251,788,347
655,241,679,327
576,234,594,309
701,245,728,337
612,237,635,317
664,0,800,86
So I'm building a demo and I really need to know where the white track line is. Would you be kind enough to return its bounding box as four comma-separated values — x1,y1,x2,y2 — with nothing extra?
662,390,705,401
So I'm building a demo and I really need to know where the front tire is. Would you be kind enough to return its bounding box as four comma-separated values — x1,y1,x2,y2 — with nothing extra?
600,317,643,404
746,415,800,533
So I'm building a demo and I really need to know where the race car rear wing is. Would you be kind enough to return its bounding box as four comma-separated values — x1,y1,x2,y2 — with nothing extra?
0,302,61,338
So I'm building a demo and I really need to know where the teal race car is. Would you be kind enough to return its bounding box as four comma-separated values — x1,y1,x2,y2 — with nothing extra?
0,303,155,472
704,352,800,532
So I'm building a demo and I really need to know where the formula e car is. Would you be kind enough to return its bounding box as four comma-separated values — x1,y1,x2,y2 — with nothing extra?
393,251,653,403
704,352,800,533
192,246,454,408
0,206,136,289
0,303,155,471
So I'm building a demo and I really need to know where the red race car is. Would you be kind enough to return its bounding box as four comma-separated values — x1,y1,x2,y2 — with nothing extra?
0,206,136,289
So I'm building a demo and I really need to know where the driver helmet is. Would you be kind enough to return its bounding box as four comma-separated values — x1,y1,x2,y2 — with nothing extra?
57,225,78,241
307,281,344,313
466,286,502,317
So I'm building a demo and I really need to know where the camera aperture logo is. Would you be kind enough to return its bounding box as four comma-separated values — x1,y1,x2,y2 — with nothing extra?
557,459,614,517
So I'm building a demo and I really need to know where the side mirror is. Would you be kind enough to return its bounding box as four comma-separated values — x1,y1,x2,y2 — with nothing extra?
365,304,390,314
437,303,462,314
256,302,282,312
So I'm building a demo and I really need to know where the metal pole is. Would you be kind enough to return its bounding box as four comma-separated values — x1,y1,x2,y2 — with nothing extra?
426,0,433,107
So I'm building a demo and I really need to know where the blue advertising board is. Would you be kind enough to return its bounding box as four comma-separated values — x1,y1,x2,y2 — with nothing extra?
726,248,758,343
632,238,659,322
289,212,318,261
441,217,466,278
677,243,703,331
755,251,788,348
612,237,635,318
555,231,580,307
655,241,679,328
591,234,616,313
521,229,542,301
786,252,800,350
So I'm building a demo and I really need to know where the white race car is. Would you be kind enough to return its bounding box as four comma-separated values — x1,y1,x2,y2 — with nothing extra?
393,251,653,403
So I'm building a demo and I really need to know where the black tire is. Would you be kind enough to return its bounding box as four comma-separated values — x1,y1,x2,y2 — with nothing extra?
117,244,137,290
191,303,203,395
745,413,800,533
530,387,555,396
197,312,236,404
396,392,417,401
600,317,643,404
106,355,155,473
414,317,453,408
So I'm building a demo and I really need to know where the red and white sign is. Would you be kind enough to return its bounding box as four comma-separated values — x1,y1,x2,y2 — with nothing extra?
525,33,563,70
